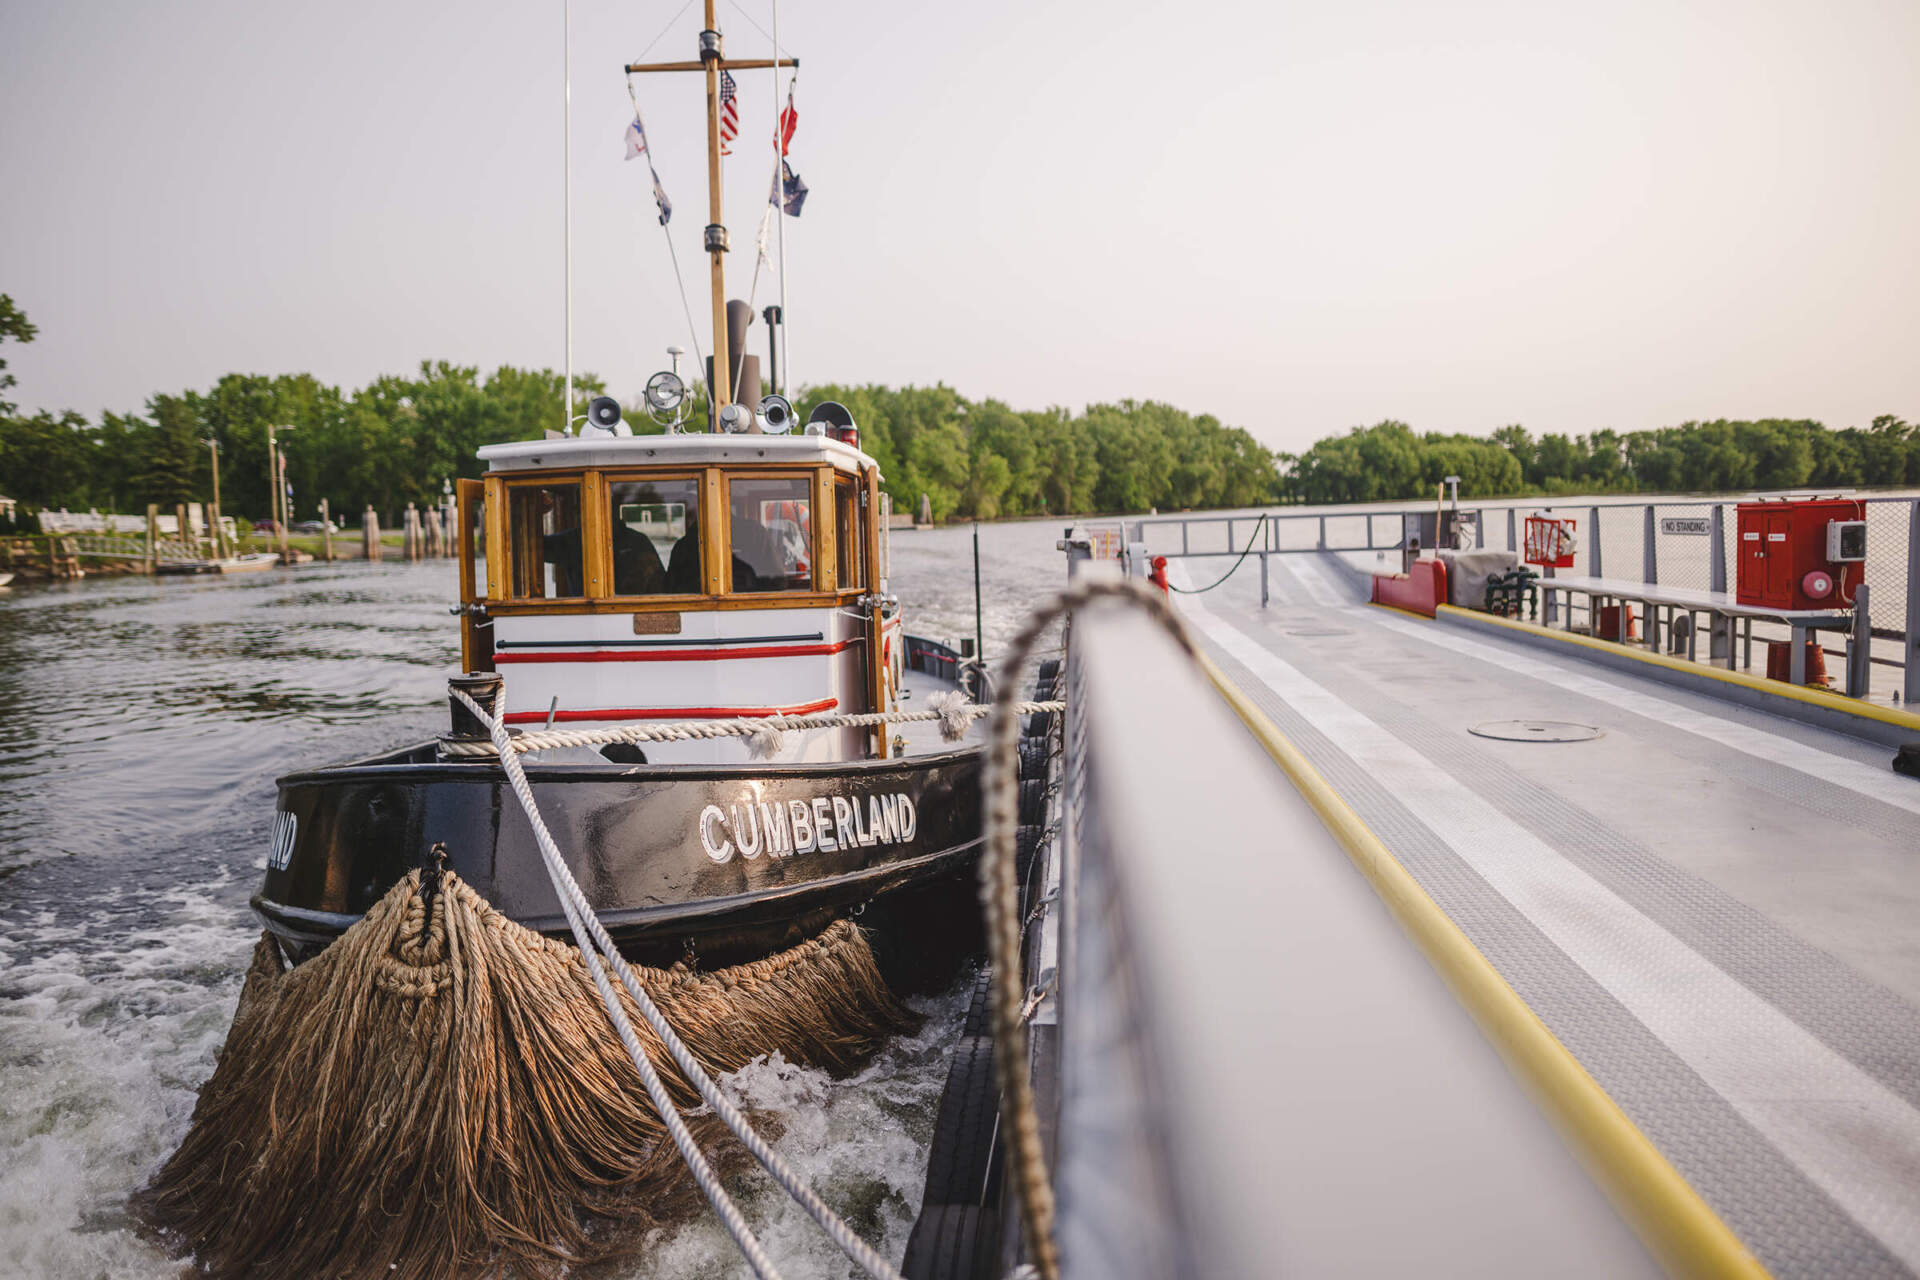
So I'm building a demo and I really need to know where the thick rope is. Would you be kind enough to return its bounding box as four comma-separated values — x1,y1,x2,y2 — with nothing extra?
980,578,1197,1280
439,697,1064,757
453,689,909,1280
452,686,783,1280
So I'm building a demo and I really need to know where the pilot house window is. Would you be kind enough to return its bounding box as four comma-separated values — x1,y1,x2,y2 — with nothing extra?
608,476,701,595
726,476,812,593
507,482,584,598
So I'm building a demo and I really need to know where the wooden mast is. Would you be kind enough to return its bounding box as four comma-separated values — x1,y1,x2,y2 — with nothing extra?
699,0,728,425
626,23,796,433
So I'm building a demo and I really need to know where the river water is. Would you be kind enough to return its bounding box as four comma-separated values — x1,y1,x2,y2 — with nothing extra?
0,520,1071,1279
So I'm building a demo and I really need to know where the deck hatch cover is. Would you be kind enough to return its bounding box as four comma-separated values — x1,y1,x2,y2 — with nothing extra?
1468,720,1605,743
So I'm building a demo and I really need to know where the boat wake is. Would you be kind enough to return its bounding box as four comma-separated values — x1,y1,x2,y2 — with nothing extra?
0,868,963,1278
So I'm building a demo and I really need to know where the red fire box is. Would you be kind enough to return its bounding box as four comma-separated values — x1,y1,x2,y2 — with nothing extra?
1734,498,1866,612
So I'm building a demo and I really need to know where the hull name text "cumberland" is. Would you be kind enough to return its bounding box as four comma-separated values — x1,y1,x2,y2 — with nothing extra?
698,793,919,864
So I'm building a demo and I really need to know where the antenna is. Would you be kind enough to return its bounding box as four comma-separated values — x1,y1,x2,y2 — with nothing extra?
562,0,573,435
772,0,789,390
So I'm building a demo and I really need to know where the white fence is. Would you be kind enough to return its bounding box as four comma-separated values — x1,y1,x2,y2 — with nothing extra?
36,509,244,539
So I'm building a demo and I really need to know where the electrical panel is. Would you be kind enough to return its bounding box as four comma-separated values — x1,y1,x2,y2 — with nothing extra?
1826,520,1867,563
1734,498,1866,611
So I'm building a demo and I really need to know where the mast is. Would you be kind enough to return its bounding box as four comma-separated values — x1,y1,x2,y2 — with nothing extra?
700,1,729,423
772,0,789,393
563,0,573,434
627,24,796,432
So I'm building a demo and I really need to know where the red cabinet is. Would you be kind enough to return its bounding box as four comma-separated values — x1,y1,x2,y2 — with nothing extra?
1734,499,1865,611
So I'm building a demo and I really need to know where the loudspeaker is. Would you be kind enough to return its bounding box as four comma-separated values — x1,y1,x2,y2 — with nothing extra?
759,394,795,434
587,396,623,430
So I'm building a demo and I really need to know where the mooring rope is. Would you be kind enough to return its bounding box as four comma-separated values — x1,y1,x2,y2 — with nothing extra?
979,577,1197,1280
438,695,1064,757
452,688,910,1280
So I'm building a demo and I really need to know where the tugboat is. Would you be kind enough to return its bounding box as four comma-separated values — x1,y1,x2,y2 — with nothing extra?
141,19,1003,1280
251,25,984,976
255,402,984,970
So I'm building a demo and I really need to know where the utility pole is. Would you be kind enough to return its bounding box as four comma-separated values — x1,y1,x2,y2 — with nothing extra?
203,437,225,559
267,424,295,567
266,425,281,533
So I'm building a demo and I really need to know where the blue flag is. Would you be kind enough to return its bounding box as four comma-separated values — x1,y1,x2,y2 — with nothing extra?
778,160,808,217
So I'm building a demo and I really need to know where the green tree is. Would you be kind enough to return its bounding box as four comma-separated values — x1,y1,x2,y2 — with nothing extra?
0,409,95,508
127,395,203,508
0,294,38,418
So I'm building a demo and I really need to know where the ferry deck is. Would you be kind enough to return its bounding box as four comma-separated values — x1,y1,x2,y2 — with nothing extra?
1136,549,1920,1276
998,541,1920,1280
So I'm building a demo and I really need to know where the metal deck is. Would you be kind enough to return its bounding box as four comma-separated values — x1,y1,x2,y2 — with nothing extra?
1169,554,1920,1278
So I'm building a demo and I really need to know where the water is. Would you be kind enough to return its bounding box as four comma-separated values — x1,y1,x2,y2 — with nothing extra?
0,521,1071,1279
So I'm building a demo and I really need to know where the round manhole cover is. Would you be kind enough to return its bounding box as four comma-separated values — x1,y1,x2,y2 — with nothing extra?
1469,720,1604,743
1285,627,1352,637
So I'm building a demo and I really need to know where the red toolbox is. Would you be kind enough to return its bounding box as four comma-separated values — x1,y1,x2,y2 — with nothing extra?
1734,498,1865,611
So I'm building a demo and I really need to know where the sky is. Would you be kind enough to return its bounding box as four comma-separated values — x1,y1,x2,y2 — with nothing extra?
2,0,1917,455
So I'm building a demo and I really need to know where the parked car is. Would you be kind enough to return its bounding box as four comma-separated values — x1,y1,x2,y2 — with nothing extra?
291,520,332,534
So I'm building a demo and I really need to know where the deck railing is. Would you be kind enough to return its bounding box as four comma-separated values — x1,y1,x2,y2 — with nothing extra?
1120,495,1920,702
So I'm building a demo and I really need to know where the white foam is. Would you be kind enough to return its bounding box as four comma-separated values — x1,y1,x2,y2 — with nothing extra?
0,895,968,1279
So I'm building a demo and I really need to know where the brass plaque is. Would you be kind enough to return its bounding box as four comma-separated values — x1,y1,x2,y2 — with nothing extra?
633,612,682,635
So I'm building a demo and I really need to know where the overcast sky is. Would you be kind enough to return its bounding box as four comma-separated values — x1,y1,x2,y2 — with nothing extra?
3,0,1916,453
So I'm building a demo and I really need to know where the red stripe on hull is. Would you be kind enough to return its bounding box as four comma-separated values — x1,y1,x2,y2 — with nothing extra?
502,696,839,725
495,641,853,664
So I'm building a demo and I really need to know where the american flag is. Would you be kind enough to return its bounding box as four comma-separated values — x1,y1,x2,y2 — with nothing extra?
718,71,739,155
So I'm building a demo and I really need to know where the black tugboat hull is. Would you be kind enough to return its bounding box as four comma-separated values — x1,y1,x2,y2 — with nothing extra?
254,742,983,971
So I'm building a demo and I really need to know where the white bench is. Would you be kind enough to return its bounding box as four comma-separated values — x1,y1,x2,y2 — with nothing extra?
1535,574,1859,688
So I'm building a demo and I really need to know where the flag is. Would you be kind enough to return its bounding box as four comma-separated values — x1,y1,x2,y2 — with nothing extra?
776,95,797,156
719,71,739,155
622,114,672,225
754,202,774,273
778,159,808,216
650,171,673,226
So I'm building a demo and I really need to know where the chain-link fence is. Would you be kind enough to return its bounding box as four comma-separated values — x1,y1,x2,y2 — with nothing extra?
1646,503,1718,592
1861,498,1911,636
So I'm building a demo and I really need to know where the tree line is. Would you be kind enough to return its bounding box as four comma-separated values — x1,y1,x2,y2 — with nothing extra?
0,298,1278,526
1276,417,1920,505
6,295,1914,527
790,384,1277,520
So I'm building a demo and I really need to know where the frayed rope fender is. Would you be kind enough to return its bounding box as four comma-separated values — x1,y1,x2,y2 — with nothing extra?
452,686,910,1280
137,871,912,1280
